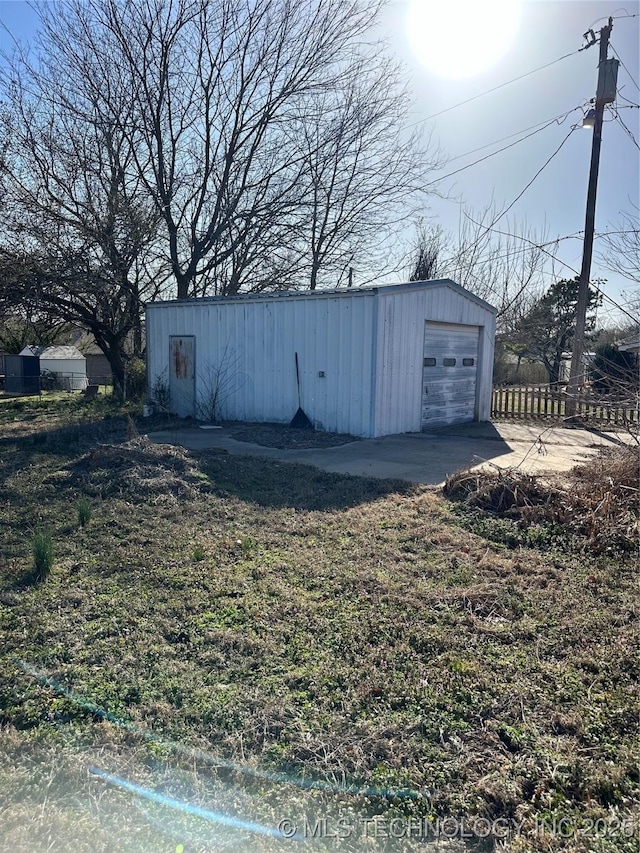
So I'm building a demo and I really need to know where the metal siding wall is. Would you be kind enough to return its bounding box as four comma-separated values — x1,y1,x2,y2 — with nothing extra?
39,358,86,375
373,285,496,436
146,294,376,435
374,291,424,436
477,312,496,420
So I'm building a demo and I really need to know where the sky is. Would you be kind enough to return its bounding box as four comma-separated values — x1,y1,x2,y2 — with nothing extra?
380,0,640,325
0,0,638,326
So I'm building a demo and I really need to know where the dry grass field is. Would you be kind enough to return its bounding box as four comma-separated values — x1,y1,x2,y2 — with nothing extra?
0,394,638,852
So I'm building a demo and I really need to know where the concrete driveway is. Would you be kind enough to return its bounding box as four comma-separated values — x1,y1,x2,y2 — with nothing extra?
146,421,631,486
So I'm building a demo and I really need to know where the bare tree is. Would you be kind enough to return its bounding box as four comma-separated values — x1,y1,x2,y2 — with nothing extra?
17,0,438,299
404,209,549,325
48,0,408,298
435,204,550,328
0,42,164,389
599,204,640,285
294,65,440,290
408,222,447,282
2,0,442,354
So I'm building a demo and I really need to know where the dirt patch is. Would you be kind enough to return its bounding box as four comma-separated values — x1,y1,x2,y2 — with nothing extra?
229,421,359,449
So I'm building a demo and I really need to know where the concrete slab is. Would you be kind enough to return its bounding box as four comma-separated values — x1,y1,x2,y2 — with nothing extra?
146,421,632,485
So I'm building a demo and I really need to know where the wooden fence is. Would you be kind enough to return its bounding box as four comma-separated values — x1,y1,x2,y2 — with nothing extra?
492,386,639,426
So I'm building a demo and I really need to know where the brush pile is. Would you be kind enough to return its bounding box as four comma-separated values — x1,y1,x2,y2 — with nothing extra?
443,444,639,551
52,437,207,504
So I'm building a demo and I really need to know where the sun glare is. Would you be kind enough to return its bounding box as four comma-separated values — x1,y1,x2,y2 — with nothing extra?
406,0,522,80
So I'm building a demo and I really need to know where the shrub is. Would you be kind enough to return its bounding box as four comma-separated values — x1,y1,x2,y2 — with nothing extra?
151,370,171,411
77,496,92,527
125,358,147,401
32,530,54,581
591,344,639,398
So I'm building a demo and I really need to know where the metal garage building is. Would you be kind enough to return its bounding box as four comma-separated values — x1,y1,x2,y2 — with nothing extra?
146,280,496,437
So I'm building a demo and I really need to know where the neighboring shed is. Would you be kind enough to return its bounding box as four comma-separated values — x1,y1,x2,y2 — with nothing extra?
146,280,497,438
85,353,114,386
3,354,41,395
20,345,88,391
617,336,640,355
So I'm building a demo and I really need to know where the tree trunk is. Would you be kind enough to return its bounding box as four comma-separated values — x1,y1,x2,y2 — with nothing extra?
92,328,127,395
309,261,319,291
548,355,563,389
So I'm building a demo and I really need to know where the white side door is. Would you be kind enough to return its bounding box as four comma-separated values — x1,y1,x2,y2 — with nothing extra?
169,336,196,418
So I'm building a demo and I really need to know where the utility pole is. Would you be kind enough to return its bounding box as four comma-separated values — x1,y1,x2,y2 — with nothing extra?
566,17,618,419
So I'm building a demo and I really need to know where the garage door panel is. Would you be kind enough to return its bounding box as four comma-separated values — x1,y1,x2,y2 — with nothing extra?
421,323,479,429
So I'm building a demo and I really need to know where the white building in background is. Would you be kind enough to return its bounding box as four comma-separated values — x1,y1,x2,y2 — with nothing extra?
145,280,497,438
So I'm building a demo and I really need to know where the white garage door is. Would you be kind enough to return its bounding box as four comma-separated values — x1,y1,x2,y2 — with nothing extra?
421,322,479,429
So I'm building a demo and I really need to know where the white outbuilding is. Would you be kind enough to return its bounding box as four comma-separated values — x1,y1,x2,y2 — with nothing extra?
20,345,88,391
146,280,497,437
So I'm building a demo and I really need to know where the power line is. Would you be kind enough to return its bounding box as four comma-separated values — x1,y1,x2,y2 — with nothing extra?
454,227,638,268
590,10,639,26
444,107,580,165
618,92,640,107
597,229,640,238
446,218,640,323
596,289,640,323
441,125,579,266
425,112,577,187
406,49,583,129
451,220,578,268
610,43,640,92
470,127,578,227
611,109,640,149
454,222,636,268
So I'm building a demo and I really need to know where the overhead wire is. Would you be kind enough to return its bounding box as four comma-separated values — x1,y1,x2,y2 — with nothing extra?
425,112,579,187
443,107,581,165
610,107,640,149
618,92,640,106
439,125,580,266
405,49,584,129
454,222,624,273
594,289,639,323
589,10,639,26
610,44,640,92
449,216,640,324
597,229,640,239
616,115,640,149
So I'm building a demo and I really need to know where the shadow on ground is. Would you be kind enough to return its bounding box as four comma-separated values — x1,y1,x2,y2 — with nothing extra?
195,448,417,510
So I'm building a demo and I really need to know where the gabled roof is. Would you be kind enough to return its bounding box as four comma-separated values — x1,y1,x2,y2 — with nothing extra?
147,278,498,314
20,345,86,360
616,336,640,354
